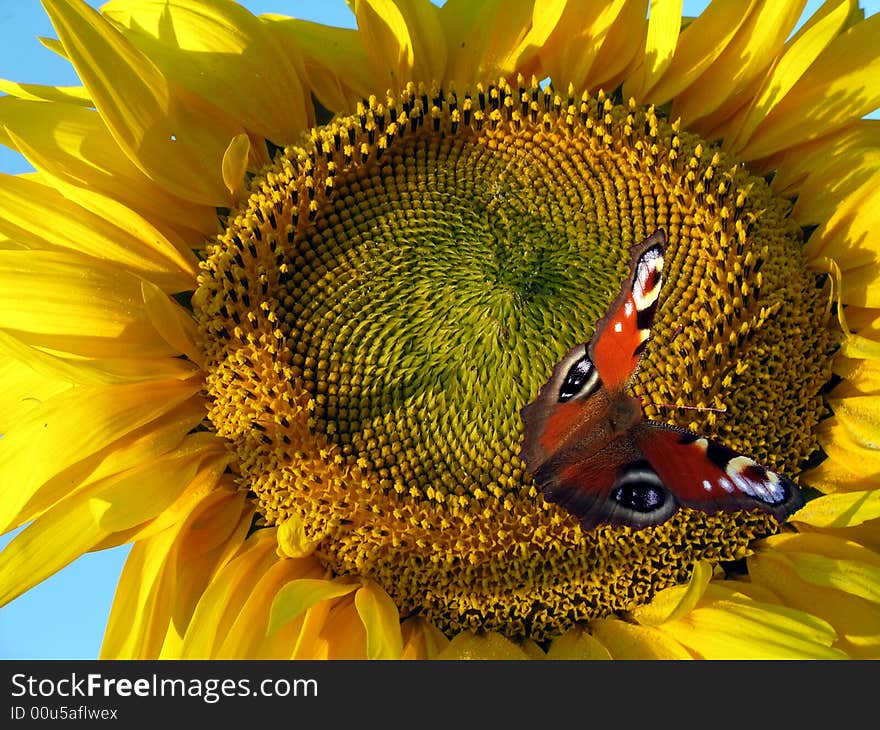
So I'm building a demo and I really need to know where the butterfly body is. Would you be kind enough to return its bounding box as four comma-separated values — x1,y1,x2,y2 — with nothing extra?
520,230,804,530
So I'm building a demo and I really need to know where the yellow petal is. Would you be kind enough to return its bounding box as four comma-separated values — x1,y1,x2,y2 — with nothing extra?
62,400,210,517
221,133,250,200
832,335,880,397
643,0,755,103
17,407,210,566
0,233,26,250
702,577,783,606
0,439,211,606
0,378,201,533
268,578,358,635
218,557,324,659
0,171,196,293
354,579,404,659
396,0,448,85
0,80,91,105
798,519,880,556
832,348,880,396
0,250,183,359
400,617,450,659
729,0,855,153
126,441,230,542
96,434,222,533
439,0,567,86
140,280,204,367
805,178,880,308
759,533,880,601
772,120,880,199
657,598,845,659
43,0,245,206
41,182,199,292
748,550,880,659
291,600,334,660
581,0,648,92
440,0,533,85
0,96,218,238
351,0,446,92
101,528,177,658
807,417,880,493
760,532,880,565
518,640,546,660
737,12,880,160
825,394,880,469
352,0,413,91
261,17,374,114
809,423,880,493
672,0,805,129
496,0,567,79
631,560,714,626
38,35,68,59
145,491,252,657
0,355,73,434
839,330,880,363
790,553,880,604
645,0,684,80
801,163,880,256
545,626,612,660
794,490,880,529
623,0,683,100
102,0,311,143
538,0,640,91
845,305,880,337
0,327,196,387
320,600,369,659
435,631,531,660
590,618,694,659
276,513,322,559
835,359,880,398
179,529,281,658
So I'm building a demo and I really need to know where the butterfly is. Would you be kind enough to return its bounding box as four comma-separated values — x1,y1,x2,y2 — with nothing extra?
519,229,804,530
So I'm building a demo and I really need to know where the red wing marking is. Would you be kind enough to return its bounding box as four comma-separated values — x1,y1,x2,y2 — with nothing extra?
589,232,665,389
634,425,804,520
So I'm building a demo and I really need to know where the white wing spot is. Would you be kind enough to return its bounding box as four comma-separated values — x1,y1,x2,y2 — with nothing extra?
632,250,663,311
727,456,760,497
725,455,786,502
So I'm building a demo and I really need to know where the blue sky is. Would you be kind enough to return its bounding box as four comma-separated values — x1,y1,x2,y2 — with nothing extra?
0,0,878,659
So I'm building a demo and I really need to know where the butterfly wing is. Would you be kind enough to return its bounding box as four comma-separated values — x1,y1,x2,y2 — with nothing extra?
589,229,666,391
630,424,805,523
520,230,666,471
529,432,679,530
534,424,804,529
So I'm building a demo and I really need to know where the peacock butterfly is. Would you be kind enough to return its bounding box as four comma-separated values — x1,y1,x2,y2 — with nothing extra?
519,229,804,530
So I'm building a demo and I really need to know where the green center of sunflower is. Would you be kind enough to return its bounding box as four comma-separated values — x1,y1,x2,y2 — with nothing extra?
193,78,836,641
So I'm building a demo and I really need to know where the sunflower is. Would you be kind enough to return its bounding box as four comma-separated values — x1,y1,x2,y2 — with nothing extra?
1,0,878,661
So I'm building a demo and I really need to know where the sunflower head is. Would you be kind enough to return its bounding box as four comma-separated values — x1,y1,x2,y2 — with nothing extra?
193,75,835,640
1,0,877,661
